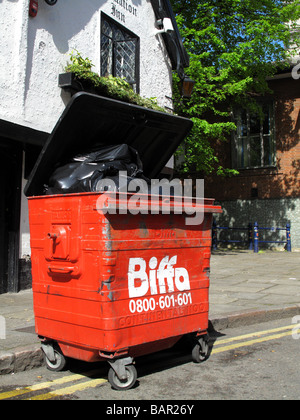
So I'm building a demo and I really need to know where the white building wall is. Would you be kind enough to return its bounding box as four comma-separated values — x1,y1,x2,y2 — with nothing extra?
0,0,174,257
1,0,172,134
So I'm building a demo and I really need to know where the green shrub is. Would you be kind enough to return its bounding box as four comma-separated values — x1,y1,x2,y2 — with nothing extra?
65,50,166,113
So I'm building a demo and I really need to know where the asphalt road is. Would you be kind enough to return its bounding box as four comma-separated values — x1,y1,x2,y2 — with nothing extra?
0,317,299,402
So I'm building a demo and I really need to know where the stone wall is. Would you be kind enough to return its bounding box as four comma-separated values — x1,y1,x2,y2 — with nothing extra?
214,197,300,250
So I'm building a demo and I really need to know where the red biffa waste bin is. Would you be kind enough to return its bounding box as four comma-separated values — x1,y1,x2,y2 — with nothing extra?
25,93,222,390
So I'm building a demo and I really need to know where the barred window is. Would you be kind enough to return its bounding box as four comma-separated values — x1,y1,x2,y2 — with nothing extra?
232,103,276,169
101,14,139,92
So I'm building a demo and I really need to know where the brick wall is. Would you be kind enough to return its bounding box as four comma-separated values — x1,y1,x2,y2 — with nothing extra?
204,76,300,249
205,77,300,202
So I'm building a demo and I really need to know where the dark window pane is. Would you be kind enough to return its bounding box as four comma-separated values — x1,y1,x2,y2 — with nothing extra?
263,105,270,135
241,110,247,136
115,40,136,84
249,114,261,135
101,35,113,76
233,103,275,169
102,20,112,38
249,136,261,167
263,135,271,166
101,15,139,91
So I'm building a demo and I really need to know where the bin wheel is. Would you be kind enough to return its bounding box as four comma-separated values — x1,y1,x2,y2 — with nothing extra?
44,344,67,372
192,335,209,363
108,364,137,391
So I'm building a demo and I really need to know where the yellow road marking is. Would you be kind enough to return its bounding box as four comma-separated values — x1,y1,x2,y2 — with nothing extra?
211,330,294,355
0,370,104,400
1,323,298,400
214,323,300,346
26,378,107,400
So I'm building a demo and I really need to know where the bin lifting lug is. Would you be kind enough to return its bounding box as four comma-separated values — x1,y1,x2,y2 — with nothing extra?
47,232,59,240
47,226,66,243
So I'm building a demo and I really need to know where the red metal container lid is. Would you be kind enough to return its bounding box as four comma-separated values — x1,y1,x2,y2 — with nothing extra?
24,92,193,197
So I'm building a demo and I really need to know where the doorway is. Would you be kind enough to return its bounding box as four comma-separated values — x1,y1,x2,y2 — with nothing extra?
0,139,22,293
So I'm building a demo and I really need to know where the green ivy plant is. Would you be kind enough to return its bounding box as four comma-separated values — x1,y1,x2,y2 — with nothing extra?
64,50,166,112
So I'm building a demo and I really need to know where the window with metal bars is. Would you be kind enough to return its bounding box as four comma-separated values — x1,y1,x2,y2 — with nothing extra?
101,14,139,92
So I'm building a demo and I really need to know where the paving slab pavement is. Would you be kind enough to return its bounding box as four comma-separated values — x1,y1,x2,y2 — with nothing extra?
209,250,300,329
0,250,299,374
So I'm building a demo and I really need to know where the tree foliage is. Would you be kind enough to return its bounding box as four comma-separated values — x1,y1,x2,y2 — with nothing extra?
171,0,300,175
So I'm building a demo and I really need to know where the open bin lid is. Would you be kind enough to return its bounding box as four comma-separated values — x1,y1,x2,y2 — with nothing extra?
24,92,193,197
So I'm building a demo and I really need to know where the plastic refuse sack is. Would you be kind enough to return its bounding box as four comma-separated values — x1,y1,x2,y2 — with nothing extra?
45,144,150,195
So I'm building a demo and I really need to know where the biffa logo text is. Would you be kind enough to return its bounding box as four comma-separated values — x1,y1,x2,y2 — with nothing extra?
128,256,190,299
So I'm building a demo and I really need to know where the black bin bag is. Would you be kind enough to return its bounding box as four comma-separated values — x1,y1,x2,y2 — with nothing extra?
45,144,149,195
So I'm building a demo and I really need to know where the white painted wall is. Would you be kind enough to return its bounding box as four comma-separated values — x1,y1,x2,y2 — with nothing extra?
0,0,174,257
0,0,173,134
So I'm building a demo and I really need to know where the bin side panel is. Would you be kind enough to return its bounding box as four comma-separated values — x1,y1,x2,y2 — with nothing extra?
97,211,212,351
29,195,106,355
